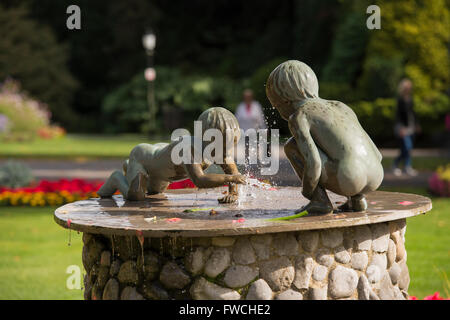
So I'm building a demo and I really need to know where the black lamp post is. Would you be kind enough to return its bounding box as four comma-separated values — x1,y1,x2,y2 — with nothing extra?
142,30,157,134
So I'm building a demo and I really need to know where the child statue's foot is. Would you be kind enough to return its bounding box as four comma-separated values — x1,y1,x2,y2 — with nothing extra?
335,195,367,212
127,172,148,201
351,195,367,212
336,199,351,212
295,201,333,215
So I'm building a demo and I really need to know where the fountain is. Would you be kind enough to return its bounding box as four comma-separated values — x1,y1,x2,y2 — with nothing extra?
54,186,431,300
54,61,432,300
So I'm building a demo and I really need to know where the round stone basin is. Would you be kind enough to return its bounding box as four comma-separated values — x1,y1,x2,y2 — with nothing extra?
54,187,431,300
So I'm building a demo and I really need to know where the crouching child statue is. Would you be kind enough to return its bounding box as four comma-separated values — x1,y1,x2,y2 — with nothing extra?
266,60,384,214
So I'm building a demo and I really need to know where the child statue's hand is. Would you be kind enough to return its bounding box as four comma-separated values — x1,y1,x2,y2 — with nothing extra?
218,193,238,204
230,174,246,184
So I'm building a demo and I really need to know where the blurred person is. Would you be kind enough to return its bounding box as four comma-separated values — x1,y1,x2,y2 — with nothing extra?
235,89,266,131
392,79,420,177
235,89,268,167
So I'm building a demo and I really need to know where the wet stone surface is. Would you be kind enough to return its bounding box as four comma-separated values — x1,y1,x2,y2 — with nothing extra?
80,219,411,300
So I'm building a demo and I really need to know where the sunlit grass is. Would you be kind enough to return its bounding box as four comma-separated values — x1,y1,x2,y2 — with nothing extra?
0,207,83,299
0,134,165,159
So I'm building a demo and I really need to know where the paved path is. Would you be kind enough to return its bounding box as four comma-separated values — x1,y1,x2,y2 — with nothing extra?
0,148,447,187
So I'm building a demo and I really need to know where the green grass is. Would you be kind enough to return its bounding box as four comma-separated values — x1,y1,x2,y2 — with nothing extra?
0,188,448,299
402,195,450,298
382,157,449,172
0,207,83,299
0,134,165,159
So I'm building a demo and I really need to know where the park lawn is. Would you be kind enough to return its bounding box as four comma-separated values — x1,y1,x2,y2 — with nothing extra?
402,195,450,298
0,206,83,300
381,157,449,172
0,134,164,159
0,189,448,300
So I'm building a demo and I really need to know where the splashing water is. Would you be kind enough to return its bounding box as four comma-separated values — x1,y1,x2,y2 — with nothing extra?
237,175,273,207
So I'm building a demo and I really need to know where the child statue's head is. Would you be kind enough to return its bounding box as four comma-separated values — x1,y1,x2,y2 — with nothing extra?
266,60,319,120
197,107,241,153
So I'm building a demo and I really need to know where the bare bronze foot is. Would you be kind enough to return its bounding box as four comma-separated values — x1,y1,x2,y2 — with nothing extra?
351,194,367,212
334,195,367,212
335,198,351,213
295,200,333,215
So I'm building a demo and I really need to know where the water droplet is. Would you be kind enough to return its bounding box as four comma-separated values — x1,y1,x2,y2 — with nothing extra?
67,230,71,246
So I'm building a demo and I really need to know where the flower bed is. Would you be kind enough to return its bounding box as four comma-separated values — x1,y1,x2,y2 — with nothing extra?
0,178,196,207
409,292,449,300
0,79,65,141
429,164,450,197
0,179,102,206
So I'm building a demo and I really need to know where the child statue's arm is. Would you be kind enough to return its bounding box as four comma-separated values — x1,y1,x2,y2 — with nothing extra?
288,111,322,199
219,161,241,203
184,163,245,189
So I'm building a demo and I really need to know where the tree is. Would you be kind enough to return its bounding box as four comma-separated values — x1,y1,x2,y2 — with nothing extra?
321,0,371,84
360,0,450,102
0,4,77,127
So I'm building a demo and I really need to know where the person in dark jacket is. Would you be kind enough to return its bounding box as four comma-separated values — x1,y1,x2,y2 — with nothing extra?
392,79,420,176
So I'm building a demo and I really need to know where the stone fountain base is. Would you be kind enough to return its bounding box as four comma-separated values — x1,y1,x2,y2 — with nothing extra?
54,187,431,300
82,219,409,300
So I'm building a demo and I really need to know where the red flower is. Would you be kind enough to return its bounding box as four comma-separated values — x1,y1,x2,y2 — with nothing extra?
409,292,449,300
424,292,446,300
167,179,196,190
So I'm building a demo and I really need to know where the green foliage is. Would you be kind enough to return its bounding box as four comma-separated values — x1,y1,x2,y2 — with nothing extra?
351,93,449,145
0,4,77,127
0,161,33,188
0,80,49,141
102,67,244,134
322,5,369,84
358,55,404,99
361,0,450,101
319,82,362,102
321,0,450,145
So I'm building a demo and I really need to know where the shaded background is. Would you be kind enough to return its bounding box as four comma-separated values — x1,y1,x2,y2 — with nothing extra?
0,0,448,146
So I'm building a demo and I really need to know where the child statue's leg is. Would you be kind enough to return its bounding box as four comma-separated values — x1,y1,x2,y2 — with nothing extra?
294,186,333,215
125,160,148,201
97,170,129,198
285,138,333,214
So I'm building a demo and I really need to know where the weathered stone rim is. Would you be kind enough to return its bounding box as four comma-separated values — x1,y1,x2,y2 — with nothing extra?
54,188,432,238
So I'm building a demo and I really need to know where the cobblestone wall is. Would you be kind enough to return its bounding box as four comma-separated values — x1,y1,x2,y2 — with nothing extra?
82,219,409,300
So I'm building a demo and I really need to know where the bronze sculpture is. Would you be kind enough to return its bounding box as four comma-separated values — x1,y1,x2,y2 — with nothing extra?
266,60,384,214
98,107,245,203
